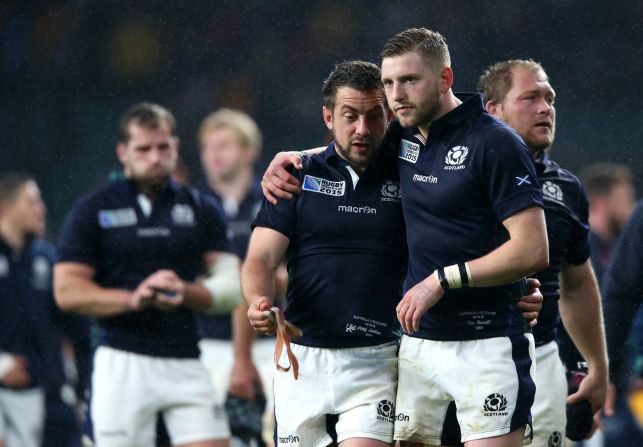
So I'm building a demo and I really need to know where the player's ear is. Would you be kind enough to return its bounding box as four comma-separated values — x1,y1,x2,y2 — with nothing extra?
173,136,180,153
386,108,394,123
486,100,501,118
440,66,454,92
322,106,334,130
116,143,127,164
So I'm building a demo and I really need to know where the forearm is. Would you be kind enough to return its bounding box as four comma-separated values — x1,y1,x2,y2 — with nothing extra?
181,282,216,313
55,279,131,317
559,265,608,375
464,238,548,287
241,257,277,306
233,302,256,362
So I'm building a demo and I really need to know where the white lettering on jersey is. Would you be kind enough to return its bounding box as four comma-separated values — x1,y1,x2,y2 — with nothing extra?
302,175,345,196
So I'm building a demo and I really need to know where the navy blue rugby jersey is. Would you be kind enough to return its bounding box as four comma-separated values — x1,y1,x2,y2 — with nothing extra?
532,155,590,346
394,93,543,341
252,142,407,348
196,178,263,340
57,178,230,358
0,237,54,387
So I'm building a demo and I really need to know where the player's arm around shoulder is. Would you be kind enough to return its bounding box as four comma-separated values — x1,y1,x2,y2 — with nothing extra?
262,147,324,204
242,227,290,334
54,262,135,317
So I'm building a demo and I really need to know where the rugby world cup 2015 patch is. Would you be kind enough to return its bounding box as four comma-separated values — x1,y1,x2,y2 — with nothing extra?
399,139,420,163
302,175,345,196
98,208,137,228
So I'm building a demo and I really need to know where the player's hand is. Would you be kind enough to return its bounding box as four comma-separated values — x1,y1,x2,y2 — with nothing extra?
602,382,617,417
396,273,444,334
129,282,156,311
247,297,277,334
518,278,542,327
262,151,304,205
150,271,185,311
0,356,32,388
567,368,608,416
229,358,263,401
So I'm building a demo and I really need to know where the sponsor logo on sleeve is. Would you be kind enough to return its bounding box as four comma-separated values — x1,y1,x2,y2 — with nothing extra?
542,180,564,203
444,146,468,170
399,139,420,163
302,175,345,196
98,208,137,228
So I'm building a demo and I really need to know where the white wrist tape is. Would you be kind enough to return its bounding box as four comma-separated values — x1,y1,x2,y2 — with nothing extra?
202,252,242,314
0,353,17,379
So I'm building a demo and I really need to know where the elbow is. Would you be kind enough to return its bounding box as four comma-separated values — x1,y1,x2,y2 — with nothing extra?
533,247,549,273
53,279,77,312
527,241,549,275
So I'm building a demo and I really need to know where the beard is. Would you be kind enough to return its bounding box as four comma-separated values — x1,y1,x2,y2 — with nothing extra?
397,87,442,129
334,137,376,171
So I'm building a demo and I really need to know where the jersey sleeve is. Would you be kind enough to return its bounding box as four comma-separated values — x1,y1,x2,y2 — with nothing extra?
57,199,101,267
201,196,233,253
251,167,302,240
564,181,591,265
478,125,544,222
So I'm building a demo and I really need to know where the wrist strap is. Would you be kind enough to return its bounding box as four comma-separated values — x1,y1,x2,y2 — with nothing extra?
269,307,302,380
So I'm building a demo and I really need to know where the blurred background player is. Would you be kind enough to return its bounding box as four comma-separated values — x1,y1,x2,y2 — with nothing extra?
479,59,608,446
54,102,242,447
196,108,282,446
580,162,643,447
0,173,90,447
603,198,643,446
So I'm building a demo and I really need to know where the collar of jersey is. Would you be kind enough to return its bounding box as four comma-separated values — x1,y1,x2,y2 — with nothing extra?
437,92,485,126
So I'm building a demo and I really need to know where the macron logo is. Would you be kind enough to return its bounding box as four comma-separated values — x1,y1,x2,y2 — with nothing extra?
412,174,438,184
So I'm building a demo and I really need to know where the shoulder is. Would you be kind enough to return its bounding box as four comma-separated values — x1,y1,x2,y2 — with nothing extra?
67,180,126,217
30,239,57,261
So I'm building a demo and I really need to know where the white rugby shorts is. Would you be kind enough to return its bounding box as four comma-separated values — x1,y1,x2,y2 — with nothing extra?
394,333,536,445
91,346,229,446
273,341,398,447
531,341,567,447
0,387,44,447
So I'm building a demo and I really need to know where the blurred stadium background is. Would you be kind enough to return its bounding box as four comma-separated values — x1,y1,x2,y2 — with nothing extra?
1,0,641,237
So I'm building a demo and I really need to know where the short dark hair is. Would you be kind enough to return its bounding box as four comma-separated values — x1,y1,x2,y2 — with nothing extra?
580,163,634,197
118,102,176,143
478,59,546,104
0,172,34,206
380,28,450,71
322,60,384,111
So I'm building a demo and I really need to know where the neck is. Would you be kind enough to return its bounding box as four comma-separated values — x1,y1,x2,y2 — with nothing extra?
0,220,26,251
418,90,462,139
208,168,253,204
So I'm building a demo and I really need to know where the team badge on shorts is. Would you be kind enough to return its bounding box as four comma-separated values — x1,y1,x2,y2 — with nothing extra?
548,431,563,447
376,399,395,423
483,393,509,416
